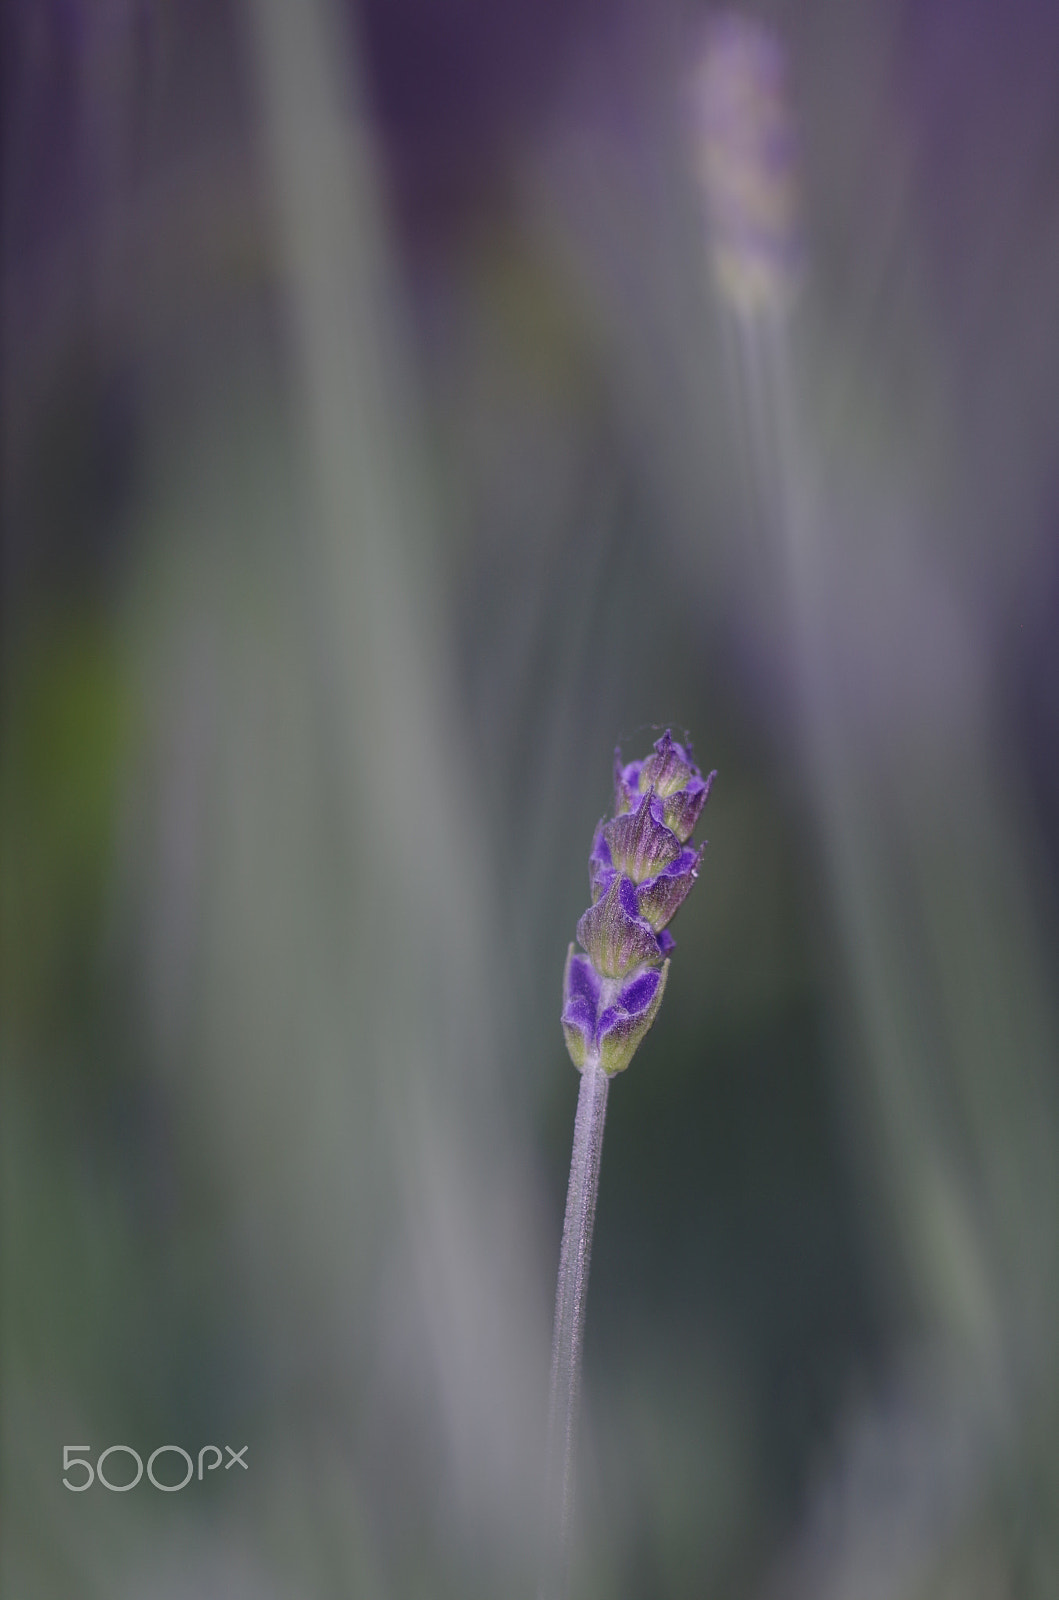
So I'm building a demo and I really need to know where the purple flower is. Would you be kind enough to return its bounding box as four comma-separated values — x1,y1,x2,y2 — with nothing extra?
563,731,714,1075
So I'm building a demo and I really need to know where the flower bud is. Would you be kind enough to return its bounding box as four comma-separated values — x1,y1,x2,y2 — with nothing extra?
637,730,695,796
561,947,671,1077
636,846,702,931
603,792,682,884
576,874,664,980
658,772,713,844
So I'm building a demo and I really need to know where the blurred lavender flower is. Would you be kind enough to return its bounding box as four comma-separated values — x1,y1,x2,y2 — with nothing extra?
688,14,804,316
562,732,714,1077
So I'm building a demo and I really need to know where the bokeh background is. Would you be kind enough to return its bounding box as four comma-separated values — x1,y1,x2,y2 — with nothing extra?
4,1,1059,1596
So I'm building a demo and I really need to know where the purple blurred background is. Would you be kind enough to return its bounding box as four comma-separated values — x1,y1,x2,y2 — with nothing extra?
4,2,1059,1596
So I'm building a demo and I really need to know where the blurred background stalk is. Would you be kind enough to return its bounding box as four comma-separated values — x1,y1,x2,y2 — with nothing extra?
695,16,1059,1595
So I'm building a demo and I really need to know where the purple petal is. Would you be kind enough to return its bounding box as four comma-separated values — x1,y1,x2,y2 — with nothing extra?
561,945,600,1070
617,876,640,917
613,748,644,816
564,948,602,1010
588,820,616,902
616,968,662,1014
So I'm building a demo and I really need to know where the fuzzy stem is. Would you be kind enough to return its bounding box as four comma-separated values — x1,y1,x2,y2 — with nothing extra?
540,1058,610,1600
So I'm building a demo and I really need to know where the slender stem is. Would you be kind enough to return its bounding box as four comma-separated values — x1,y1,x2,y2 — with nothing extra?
540,1058,610,1600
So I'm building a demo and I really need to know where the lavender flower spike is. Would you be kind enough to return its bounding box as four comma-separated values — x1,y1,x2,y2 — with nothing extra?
564,730,714,1076
543,733,714,1599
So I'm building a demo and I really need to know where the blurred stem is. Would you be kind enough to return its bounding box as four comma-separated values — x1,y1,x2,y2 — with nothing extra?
541,1059,609,1600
